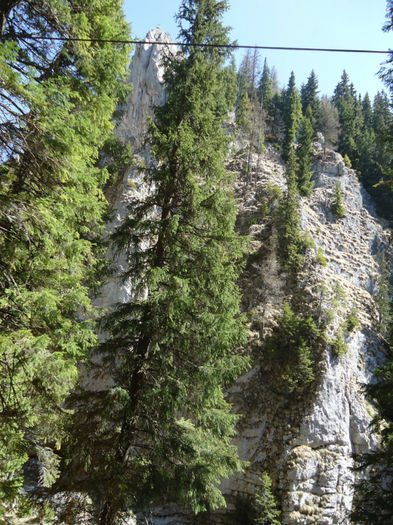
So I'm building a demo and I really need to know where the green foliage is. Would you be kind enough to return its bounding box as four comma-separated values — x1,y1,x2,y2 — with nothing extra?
265,302,323,394
257,59,274,115
236,74,252,131
300,70,320,122
254,473,281,525
330,328,348,357
374,252,393,335
303,231,315,250
275,149,305,272
63,2,249,522
352,354,393,523
343,153,352,167
0,0,130,509
220,59,238,113
331,68,393,221
282,72,302,161
296,107,314,196
346,308,360,332
332,181,345,218
334,282,347,302
316,246,327,266
267,183,283,200
260,184,283,217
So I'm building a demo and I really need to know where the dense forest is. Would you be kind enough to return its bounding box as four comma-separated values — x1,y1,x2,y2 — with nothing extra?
1,0,393,524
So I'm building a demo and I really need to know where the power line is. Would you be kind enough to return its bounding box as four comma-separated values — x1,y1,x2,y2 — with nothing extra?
19,35,391,54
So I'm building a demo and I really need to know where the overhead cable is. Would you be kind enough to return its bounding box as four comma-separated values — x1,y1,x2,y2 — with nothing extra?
17,35,391,54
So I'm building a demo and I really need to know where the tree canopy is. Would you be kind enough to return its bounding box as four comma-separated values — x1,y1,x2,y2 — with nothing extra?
0,0,130,514
60,1,249,523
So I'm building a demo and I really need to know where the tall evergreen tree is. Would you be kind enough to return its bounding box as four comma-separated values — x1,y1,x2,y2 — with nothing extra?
300,70,320,124
332,71,363,163
62,2,249,523
362,93,373,128
0,0,130,512
297,106,314,196
282,72,302,161
257,58,273,114
276,147,305,272
236,72,252,131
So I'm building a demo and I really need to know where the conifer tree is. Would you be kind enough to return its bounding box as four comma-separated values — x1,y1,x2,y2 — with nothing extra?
255,473,281,525
332,181,345,218
300,70,320,124
297,106,314,196
276,148,305,272
282,72,302,161
257,58,273,115
236,73,252,131
63,1,249,523
0,0,130,511
362,93,373,128
332,71,363,164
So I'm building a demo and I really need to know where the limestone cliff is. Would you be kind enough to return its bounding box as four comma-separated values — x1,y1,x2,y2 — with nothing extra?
103,29,391,524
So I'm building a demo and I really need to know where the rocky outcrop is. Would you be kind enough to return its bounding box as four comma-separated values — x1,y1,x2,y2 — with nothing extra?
189,139,389,525
101,31,390,524
116,27,172,149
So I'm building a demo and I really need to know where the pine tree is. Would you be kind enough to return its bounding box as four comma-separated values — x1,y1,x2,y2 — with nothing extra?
63,2,249,523
297,106,314,196
0,0,130,511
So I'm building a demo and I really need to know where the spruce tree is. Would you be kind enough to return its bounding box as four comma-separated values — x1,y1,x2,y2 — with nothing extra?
282,72,302,161
257,58,273,115
63,1,249,523
297,106,314,196
300,70,320,124
276,148,305,272
362,93,373,128
332,71,363,164
255,473,281,525
236,73,252,131
0,0,130,511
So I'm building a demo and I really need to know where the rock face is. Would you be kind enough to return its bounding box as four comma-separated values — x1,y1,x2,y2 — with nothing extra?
116,27,172,149
220,143,389,525
104,31,391,524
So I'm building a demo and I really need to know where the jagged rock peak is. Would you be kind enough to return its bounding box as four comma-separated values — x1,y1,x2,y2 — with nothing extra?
116,28,176,147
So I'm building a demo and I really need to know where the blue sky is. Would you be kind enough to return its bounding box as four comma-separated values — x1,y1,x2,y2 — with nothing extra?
123,1,392,100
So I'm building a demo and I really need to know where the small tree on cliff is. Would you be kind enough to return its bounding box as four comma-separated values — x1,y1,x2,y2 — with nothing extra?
64,1,249,523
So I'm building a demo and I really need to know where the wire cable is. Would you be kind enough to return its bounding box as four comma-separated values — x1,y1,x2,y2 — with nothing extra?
18,35,391,54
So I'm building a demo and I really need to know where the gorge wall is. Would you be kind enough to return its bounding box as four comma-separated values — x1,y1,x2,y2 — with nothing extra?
108,29,391,524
